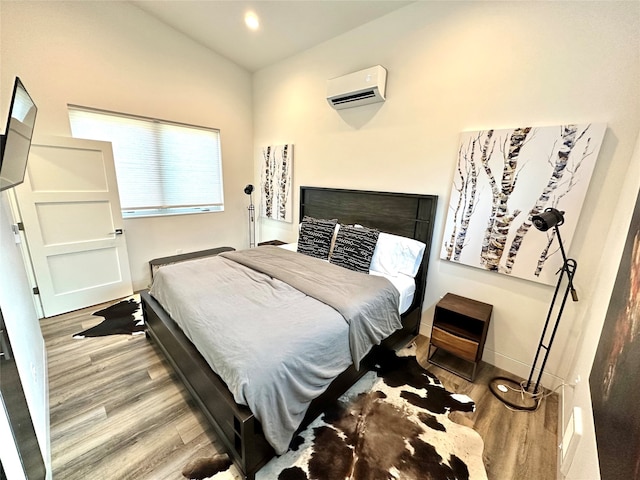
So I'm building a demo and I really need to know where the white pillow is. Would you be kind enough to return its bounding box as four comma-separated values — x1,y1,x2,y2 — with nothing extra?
370,232,426,278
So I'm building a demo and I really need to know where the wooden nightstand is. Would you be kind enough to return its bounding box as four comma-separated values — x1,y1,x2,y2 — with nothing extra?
258,240,287,246
428,293,493,381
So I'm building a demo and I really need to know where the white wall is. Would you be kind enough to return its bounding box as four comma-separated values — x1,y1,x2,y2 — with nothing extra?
562,133,639,479
253,2,640,478
254,1,640,388
1,1,638,478
0,194,50,479
0,1,254,476
0,0,254,292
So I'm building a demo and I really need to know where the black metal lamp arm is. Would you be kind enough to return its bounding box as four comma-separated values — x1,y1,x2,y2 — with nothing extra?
490,208,580,411
525,224,578,393
244,184,256,248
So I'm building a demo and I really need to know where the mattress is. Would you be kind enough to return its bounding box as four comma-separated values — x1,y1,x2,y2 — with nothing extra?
149,247,401,454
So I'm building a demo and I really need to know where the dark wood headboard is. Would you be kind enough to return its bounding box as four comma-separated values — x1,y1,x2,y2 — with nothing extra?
299,186,438,329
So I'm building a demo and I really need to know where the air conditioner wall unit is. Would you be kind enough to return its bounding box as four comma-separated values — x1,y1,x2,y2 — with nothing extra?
326,65,387,110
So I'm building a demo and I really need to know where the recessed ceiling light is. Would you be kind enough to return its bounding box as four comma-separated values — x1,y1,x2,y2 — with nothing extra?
244,11,259,31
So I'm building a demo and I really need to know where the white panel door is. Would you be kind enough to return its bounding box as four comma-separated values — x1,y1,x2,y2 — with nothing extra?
14,135,132,317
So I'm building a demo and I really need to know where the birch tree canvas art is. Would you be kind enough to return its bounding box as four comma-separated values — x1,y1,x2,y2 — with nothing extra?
440,124,606,285
261,144,293,222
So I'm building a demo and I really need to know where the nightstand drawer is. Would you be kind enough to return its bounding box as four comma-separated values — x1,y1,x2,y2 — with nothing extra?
431,326,479,362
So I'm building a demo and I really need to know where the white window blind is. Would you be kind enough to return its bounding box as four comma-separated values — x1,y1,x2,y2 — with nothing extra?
68,105,224,218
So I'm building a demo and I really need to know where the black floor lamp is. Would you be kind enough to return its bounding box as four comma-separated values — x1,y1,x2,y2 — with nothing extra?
244,184,256,248
489,208,578,411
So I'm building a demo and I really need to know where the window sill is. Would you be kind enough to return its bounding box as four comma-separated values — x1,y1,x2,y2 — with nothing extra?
122,206,224,219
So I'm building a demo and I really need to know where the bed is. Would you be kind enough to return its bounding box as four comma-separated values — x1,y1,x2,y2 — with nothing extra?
141,186,438,480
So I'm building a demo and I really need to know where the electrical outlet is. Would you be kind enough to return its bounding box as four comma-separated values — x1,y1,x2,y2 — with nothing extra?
176,249,183,254
560,407,583,475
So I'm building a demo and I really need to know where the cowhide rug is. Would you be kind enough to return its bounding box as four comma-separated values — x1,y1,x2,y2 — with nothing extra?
183,343,488,480
72,294,144,339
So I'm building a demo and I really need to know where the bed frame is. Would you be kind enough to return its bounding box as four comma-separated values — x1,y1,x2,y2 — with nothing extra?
141,186,438,479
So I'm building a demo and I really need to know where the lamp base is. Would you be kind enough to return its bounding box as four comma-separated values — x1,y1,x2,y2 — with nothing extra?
489,376,541,411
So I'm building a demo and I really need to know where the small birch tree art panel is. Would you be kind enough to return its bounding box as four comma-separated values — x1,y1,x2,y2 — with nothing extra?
440,124,606,285
261,143,294,222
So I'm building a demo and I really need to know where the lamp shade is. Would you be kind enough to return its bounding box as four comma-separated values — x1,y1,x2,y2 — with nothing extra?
532,208,564,232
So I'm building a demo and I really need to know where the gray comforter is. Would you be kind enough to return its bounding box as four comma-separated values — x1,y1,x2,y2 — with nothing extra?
149,246,401,454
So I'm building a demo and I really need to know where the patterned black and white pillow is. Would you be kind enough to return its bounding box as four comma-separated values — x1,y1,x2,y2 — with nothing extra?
330,225,380,273
297,216,338,260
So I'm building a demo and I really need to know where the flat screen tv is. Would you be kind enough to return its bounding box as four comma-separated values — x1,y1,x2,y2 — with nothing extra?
0,77,37,192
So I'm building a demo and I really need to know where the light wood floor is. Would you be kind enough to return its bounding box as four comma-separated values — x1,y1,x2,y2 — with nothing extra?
42,300,558,480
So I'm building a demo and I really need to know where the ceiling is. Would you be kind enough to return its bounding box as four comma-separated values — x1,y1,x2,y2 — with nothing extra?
131,1,413,72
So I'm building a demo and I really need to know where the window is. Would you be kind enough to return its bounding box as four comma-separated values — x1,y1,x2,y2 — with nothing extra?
68,105,224,218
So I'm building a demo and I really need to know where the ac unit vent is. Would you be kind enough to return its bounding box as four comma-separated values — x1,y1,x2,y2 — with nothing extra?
326,65,387,110
330,90,377,106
